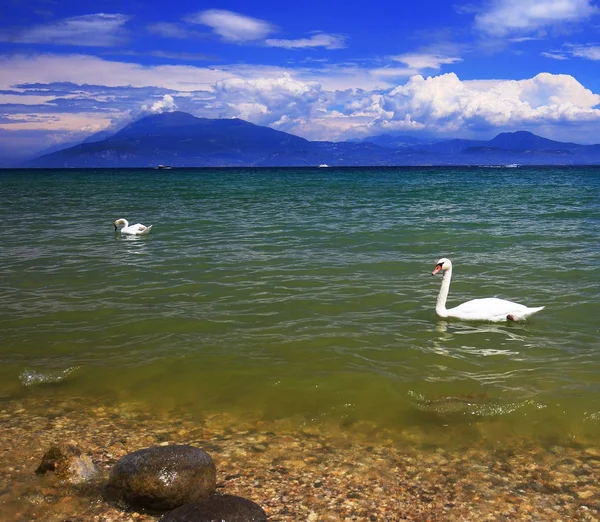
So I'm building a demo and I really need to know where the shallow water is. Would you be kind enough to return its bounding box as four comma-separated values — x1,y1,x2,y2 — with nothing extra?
1,166,599,446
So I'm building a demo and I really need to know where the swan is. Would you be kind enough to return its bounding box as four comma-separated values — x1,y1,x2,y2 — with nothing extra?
431,258,544,322
114,218,152,235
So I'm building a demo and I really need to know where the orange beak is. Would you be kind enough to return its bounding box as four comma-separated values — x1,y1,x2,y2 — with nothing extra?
432,264,442,276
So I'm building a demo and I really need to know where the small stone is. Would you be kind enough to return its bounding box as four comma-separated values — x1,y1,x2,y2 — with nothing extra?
584,447,600,458
578,490,595,500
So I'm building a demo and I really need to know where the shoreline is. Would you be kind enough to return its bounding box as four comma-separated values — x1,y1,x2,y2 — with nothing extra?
1,395,599,521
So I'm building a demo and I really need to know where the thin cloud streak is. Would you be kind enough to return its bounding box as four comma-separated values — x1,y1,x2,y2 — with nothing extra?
474,0,598,37
187,9,276,42
391,52,462,69
0,13,129,47
569,44,600,60
265,33,347,49
542,43,600,61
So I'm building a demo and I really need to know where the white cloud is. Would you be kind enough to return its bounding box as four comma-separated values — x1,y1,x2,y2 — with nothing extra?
569,44,600,60
0,54,235,92
0,13,129,47
542,43,600,61
187,9,275,42
377,72,600,135
391,52,462,69
265,33,347,50
475,0,598,36
213,74,322,132
142,94,178,114
0,112,117,132
0,93,56,105
541,51,569,60
1,53,600,143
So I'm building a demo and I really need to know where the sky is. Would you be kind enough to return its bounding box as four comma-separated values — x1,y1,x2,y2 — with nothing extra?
1,0,600,160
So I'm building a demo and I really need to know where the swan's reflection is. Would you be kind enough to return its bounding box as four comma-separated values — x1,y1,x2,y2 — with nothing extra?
115,234,152,242
435,320,526,342
429,320,526,359
114,233,152,256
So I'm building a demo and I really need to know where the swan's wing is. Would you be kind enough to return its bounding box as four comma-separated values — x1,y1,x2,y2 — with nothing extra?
120,223,151,235
447,298,535,322
131,223,152,234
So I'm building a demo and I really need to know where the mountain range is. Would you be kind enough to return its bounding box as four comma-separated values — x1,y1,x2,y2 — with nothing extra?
26,111,600,168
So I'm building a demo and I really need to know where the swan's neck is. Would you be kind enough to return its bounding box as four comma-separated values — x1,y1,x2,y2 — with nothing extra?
121,219,129,228
436,267,452,317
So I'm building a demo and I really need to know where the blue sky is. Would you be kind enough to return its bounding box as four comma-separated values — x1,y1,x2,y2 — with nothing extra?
1,0,600,160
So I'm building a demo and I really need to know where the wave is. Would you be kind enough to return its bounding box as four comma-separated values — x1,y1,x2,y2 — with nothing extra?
20,366,80,387
407,390,534,417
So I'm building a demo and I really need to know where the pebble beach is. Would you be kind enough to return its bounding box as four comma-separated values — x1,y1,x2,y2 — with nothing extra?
1,395,599,521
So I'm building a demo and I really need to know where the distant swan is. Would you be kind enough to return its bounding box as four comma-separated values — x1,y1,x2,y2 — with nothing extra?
114,218,152,235
432,258,544,322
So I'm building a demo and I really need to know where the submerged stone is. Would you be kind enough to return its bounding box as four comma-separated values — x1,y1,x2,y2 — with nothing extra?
159,494,267,521
106,445,216,511
36,444,98,485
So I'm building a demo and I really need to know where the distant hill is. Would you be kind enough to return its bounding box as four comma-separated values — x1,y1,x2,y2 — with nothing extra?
26,111,600,167
354,133,431,148
487,131,581,151
29,112,317,167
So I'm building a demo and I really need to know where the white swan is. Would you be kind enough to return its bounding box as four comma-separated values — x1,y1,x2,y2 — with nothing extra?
432,258,544,322
114,218,152,235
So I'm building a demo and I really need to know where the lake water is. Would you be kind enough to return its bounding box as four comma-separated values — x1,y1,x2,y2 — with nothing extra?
1,166,599,448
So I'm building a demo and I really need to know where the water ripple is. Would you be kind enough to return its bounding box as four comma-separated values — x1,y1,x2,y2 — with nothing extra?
1,167,599,440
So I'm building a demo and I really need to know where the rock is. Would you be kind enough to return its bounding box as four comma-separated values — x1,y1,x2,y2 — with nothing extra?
159,494,267,521
106,445,216,511
35,444,98,485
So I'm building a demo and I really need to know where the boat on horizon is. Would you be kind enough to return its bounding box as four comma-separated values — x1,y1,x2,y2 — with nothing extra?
318,164,329,168
155,164,172,170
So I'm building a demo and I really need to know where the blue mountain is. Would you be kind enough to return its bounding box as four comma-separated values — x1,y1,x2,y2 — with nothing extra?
487,130,581,151
26,112,600,167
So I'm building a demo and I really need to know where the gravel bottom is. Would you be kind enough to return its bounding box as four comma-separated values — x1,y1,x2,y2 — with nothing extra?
1,395,599,521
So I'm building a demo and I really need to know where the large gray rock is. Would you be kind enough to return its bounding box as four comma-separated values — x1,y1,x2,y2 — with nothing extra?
106,445,216,511
159,494,267,521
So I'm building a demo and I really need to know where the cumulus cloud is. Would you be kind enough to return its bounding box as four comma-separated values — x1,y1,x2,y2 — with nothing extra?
474,0,598,37
201,70,600,141
2,53,600,143
265,33,347,49
187,9,275,42
0,13,129,47
213,73,323,131
142,94,178,114
377,72,600,135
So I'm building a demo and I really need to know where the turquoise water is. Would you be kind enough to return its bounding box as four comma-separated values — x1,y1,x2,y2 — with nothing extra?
1,167,599,445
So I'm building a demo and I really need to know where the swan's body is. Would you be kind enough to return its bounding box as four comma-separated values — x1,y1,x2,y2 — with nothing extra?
432,258,544,322
114,218,152,235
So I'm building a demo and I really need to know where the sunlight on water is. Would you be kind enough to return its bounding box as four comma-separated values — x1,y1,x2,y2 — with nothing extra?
1,166,600,446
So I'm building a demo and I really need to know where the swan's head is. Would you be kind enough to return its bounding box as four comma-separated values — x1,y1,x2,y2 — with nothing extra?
114,218,125,231
432,258,452,275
